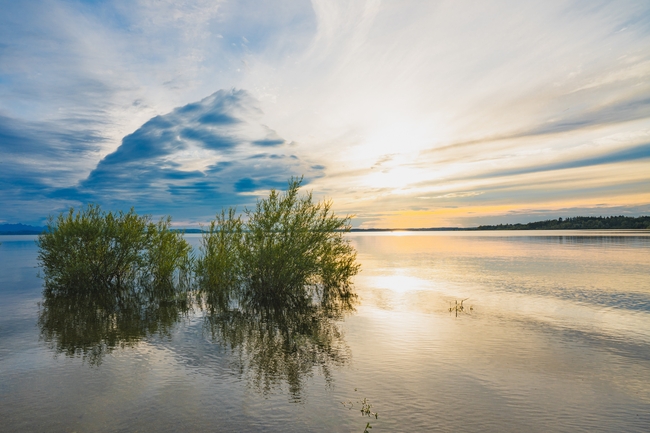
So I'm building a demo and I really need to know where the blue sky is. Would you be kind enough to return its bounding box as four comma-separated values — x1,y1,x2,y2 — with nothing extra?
1,0,649,227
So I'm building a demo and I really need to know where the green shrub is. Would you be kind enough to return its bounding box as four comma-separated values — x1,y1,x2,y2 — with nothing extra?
37,205,193,364
196,177,360,309
37,204,192,291
195,208,244,309
142,216,194,291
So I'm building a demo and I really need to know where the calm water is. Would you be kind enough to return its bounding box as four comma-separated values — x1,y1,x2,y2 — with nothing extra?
1,231,649,432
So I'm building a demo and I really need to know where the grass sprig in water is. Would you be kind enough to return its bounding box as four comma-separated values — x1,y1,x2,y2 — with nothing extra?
342,390,379,432
449,298,473,317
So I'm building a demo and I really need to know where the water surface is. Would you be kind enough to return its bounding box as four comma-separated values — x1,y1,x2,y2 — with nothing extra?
1,231,649,432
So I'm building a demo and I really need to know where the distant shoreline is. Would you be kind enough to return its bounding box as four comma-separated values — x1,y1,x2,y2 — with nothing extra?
2,215,648,235
2,228,649,235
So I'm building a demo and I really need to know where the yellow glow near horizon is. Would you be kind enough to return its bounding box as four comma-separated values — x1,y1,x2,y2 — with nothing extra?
358,190,650,228
325,155,650,228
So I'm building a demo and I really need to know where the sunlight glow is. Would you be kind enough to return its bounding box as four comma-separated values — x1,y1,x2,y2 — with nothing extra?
364,119,438,157
366,274,437,293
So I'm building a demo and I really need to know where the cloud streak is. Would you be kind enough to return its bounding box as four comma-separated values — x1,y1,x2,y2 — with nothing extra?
1,1,650,227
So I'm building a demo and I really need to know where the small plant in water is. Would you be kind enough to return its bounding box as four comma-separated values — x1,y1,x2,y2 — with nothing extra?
449,298,473,317
341,390,379,432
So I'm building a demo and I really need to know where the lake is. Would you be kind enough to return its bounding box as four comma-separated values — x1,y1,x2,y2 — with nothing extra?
1,231,649,432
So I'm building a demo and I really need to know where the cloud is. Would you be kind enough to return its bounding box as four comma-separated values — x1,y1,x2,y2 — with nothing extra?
0,88,323,224
68,89,323,219
425,96,650,156
0,114,107,224
418,192,484,200
2,1,650,227
481,142,650,179
0,115,103,163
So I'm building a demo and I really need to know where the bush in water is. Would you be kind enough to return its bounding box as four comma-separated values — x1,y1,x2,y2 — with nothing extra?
196,177,360,309
38,177,359,309
37,204,192,291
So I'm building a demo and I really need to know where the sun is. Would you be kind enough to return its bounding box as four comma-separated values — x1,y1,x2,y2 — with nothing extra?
348,118,446,190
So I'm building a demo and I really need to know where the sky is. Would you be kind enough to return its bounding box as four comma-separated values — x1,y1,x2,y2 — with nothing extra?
1,0,649,228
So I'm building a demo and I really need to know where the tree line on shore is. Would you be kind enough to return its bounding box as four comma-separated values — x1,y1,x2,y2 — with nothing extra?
477,215,650,230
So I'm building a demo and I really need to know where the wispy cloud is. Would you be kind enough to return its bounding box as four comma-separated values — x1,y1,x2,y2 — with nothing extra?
1,1,650,226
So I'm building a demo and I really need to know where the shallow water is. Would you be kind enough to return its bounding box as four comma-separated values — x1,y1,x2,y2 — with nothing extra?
1,231,649,432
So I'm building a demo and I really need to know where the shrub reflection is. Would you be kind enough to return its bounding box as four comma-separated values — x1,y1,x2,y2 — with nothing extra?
38,280,191,365
201,289,355,397
38,280,354,398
